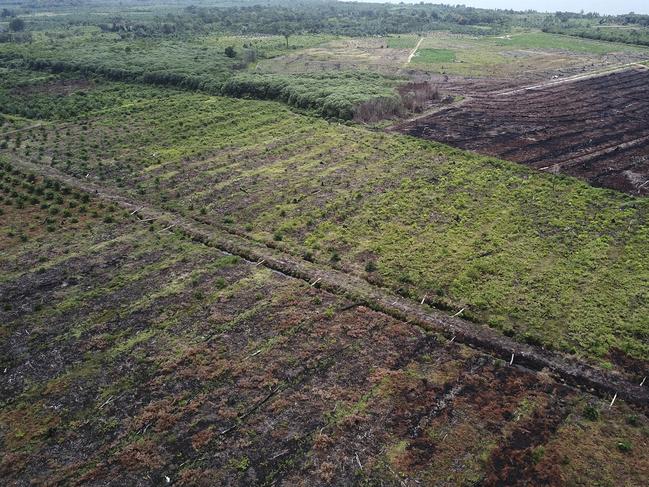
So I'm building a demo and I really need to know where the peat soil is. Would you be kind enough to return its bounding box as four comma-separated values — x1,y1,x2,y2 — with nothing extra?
2,167,648,486
396,67,649,195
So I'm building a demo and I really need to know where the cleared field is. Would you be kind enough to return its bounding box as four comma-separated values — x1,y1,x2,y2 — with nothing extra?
410,31,649,78
411,48,455,64
255,37,410,75
397,67,649,195
255,31,649,100
1,164,647,486
2,76,649,369
3,1,649,482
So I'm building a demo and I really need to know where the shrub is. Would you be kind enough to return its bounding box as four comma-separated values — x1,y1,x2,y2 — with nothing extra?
324,306,335,319
583,405,600,421
617,440,632,453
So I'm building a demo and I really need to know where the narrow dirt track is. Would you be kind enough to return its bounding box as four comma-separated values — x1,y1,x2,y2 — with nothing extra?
407,37,424,64
9,157,649,411
0,123,43,138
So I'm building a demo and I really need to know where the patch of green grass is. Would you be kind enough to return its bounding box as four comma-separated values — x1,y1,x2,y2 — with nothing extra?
492,31,648,54
387,35,420,49
412,48,455,64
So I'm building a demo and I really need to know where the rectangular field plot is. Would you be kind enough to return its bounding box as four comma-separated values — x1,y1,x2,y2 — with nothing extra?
398,67,649,195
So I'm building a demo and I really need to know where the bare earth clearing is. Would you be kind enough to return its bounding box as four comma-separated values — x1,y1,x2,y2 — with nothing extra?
397,67,649,195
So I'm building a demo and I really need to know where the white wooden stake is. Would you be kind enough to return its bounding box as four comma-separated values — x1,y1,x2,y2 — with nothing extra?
453,308,465,317
641,377,646,387
609,392,617,408
509,353,515,366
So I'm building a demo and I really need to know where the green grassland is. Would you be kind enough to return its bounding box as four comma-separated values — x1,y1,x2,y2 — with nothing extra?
411,48,456,64
3,76,648,367
386,34,420,49
489,31,649,54
414,31,649,76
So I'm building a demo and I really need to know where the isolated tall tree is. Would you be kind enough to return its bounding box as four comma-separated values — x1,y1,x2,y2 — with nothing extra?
9,17,25,32
274,22,294,48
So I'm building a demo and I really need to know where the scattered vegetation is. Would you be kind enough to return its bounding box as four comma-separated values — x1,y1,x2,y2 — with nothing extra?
1,2,648,484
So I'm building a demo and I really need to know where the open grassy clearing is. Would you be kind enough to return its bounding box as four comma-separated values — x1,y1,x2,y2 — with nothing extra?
254,37,410,77
411,31,649,77
254,30,649,83
2,78,648,370
411,48,456,64
490,31,649,54
386,34,420,49
1,163,647,485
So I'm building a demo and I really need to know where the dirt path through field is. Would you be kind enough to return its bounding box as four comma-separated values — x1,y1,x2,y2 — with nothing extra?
8,156,649,410
0,123,43,137
407,37,424,64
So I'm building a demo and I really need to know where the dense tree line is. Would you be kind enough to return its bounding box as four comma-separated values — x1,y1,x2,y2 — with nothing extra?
542,12,649,47
542,25,649,47
7,1,510,38
221,71,402,119
181,2,508,37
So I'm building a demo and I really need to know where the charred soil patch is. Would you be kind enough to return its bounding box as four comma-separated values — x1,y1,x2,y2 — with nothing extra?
397,68,649,195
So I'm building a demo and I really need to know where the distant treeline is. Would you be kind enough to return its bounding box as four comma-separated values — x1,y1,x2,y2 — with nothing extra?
541,12,649,47
7,1,510,38
542,26,649,47
184,2,508,37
